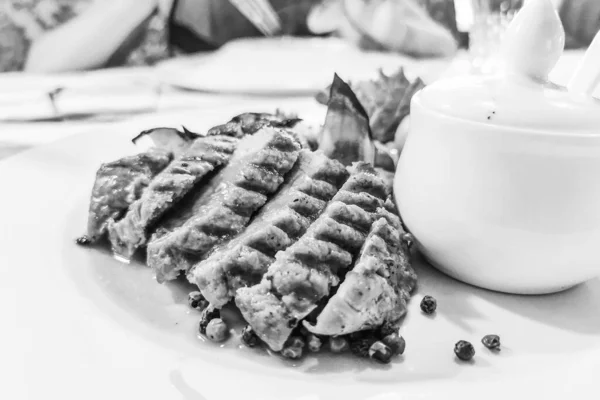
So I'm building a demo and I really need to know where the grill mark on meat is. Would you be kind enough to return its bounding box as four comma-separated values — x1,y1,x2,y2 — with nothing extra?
312,217,366,253
285,238,352,272
107,135,238,258
330,191,384,212
304,211,416,336
87,149,172,241
188,151,349,308
235,165,284,194
236,162,389,351
146,128,302,283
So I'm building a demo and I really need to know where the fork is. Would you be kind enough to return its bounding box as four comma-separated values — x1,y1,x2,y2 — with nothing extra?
228,0,282,37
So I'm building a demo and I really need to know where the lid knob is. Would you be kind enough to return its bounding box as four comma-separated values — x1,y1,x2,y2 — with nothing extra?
502,0,565,81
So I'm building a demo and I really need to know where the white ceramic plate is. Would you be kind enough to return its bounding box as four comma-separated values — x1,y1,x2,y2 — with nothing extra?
2,104,600,400
157,37,434,95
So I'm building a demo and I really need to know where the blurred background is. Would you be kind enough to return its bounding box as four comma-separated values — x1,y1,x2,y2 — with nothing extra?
1,0,595,73
0,0,597,157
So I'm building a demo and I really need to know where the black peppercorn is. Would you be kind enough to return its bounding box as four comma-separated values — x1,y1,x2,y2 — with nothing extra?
482,334,501,351
454,340,475,361
329,336,349,353
369,341,393,364
281,336,305,359
382,333,405,356
281,346,303,359
378,321,398,337
188,291,208,311
307,334,323,353
241,325,261,348
75,235,91,246
349,336,377,358
198,308,220,335
285,336,305,349
420,295,437,314
401,232,414,248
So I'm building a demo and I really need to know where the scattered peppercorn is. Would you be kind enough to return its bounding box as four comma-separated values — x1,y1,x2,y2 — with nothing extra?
349,331,366,341
401,232,414,248
241,325,261,348
188,291,209,311
349,336,377,358
329,336,349,353
481,334,501,351
454,340,475,361
198,308,220,335
369,341,393,364
75,235,91,246
281,346,303,359
379,321,398,337
205,318,229,342
382,333,406,356
281,336,305,359
420,295,437,314
286,336,306,350
307,334,323,353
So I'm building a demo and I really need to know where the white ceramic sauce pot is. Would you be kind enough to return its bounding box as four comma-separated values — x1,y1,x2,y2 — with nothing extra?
395,89,600,294
395,0,600,295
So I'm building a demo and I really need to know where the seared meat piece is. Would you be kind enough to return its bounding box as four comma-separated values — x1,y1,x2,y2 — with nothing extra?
108,135,238,258
207,112,302,138
188,150,349,308
236,162,388,351
87,149,172,241
147,128,302,282
303,211,417,336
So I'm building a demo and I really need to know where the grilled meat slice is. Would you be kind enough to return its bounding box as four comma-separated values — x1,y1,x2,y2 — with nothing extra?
147,128,302,282
303,211,417,336
236,162,388,351
188,150,349,308
87,149,172,241
108,135,238,258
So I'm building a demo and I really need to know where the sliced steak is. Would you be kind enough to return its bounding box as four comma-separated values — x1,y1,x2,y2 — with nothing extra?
147,128,302,282
108,135,238,258
303,211,416,336
188,150,349,308
236,162,388,351
87,149,172,241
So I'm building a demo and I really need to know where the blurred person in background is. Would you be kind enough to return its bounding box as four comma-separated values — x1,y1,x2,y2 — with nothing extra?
0,0,458,73
0,0,597,74
468,0,599,49
559,0,600,49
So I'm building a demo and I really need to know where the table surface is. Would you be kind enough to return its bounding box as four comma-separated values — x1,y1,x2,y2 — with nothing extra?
0,50,587,162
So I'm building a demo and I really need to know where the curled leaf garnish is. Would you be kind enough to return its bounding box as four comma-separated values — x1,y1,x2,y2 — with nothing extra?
318,73,375,167
132,127,201,157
